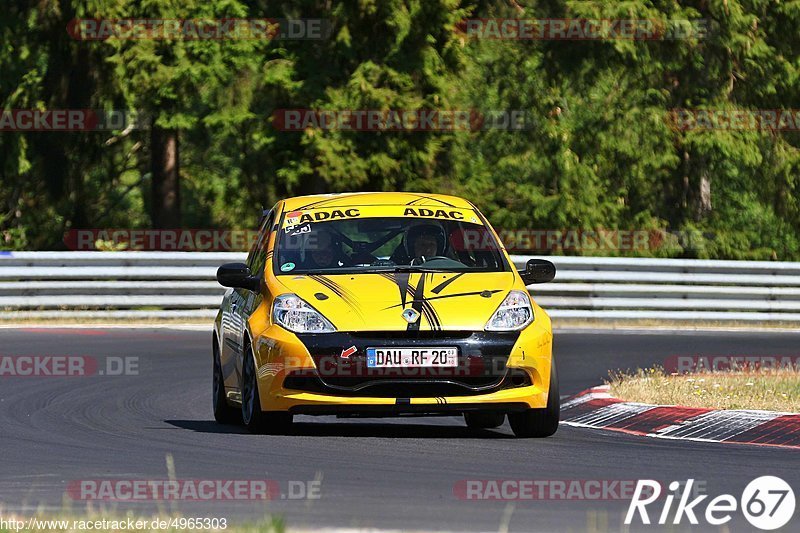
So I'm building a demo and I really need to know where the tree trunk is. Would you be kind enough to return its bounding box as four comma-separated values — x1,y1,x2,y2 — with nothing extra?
150,124,181,228
698,173,712,216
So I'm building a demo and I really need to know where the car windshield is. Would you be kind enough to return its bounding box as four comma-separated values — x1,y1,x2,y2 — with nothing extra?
275,215,507,274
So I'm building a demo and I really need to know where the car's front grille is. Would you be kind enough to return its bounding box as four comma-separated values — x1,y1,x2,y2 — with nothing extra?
283,368,531,397
288,329,526,398
348,330,474,340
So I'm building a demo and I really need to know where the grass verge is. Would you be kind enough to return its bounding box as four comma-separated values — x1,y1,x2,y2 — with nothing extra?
607,367,800,412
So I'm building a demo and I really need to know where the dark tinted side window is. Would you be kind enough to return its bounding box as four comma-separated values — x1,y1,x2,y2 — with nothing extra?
246,212,273,275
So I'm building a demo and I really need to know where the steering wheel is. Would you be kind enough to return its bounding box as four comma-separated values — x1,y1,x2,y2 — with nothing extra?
411,255,450,265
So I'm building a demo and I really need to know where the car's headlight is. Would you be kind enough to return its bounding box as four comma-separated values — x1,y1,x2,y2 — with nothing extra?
485,290,534,331
273,294,336,333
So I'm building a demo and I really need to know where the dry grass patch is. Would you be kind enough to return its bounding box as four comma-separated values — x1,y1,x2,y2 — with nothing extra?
607,367,800,412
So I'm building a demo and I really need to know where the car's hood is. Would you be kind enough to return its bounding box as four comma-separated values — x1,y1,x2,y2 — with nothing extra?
272,271,516,332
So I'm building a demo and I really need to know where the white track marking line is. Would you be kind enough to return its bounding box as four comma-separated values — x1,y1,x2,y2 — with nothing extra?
652,410,783,441
563,402,656,427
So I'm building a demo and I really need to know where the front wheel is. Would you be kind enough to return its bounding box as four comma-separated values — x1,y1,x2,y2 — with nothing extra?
241,340,292,434
213,340,240,424
508,358,559,438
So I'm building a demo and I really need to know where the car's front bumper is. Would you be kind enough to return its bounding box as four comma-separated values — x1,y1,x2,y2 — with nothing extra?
287,400,533,417
249,313,553,414
279,389,542,416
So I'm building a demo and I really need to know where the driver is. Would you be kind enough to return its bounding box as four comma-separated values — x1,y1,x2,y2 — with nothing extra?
405,223,447,264
412,232,438,258
304,229,346,269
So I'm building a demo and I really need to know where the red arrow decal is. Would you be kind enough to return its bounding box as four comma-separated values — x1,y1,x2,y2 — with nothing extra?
340,345,357,359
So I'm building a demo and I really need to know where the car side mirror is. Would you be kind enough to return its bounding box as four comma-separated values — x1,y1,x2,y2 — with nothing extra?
519,259,556,285
216,263,261,292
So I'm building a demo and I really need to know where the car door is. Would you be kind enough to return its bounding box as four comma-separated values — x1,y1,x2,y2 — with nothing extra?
218,286,237,394
228,210,274,392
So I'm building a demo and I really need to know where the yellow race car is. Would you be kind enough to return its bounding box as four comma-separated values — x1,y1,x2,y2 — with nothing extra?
212,192,557,437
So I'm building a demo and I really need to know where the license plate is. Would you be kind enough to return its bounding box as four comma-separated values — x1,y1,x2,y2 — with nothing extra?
366,347,458,368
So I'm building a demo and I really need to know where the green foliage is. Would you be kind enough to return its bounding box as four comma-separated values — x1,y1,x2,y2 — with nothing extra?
1,0,799,259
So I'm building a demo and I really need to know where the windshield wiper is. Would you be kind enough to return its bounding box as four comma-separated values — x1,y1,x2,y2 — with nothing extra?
367,266,453,273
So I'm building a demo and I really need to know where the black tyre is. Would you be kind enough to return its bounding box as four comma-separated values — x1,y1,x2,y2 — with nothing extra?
213,340,240,424
241,340,292,434
464,411,506,429
508,358,560,438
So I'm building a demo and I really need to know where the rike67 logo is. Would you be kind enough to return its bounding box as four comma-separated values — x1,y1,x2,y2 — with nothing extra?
626,477,795,530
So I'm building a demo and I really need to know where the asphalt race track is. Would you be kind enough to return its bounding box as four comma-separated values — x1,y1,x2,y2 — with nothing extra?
1,327,798,532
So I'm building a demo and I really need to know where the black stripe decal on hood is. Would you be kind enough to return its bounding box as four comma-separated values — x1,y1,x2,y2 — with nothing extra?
397,272,410,308
420,299,441,330
431,273,464,294
407,274,426,331
380,272,442,330
378,271,412,309
309,275,364,318
423,273,442,330
382,289,503,310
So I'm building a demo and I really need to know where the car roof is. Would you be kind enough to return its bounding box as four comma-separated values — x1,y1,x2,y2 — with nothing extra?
280,192,475,211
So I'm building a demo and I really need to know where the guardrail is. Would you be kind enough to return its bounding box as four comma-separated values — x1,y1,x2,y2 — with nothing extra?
1,251,799,323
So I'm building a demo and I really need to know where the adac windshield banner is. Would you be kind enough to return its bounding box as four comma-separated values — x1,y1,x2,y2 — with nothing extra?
281,206,482,228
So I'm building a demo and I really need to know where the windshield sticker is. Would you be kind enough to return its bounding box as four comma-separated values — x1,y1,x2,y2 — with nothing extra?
282,208,361,227
285,211,302,226
280,205,479,226
289,223,312,236
280,262,296,272
298,208,360,223
403,208,465,220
